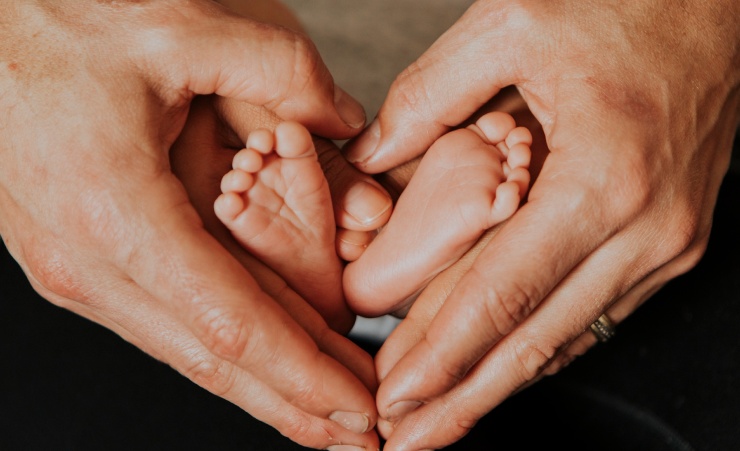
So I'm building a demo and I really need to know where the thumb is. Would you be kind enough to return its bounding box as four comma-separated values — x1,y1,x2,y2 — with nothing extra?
343,0,527,173
141,2,366,139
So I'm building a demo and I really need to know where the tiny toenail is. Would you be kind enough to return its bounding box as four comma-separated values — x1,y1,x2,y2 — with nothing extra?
345,120,380,164
343,181,391,227
329,411,371,434
334,86,366,129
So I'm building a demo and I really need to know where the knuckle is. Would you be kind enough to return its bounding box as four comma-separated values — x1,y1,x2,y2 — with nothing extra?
289,32,321,75
192,306,253,363
435,354,469,388
509,336,560,383
278,417,321,446
447,418,476,445
542,344,586,377
472,271,540,338
434,398,480,445
284,373,321,408
22,240,93,304
184,354,237,398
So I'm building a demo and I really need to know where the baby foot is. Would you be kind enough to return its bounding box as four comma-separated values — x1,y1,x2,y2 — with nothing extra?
344,112,532,317
215,121,347,326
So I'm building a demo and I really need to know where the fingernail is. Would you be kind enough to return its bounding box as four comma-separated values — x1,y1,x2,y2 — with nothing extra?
334,86,366,129
326,446,366,451
387,400,421,421
343,181,391,228
344,119,380,164
329,411,371,434
337,229,373,247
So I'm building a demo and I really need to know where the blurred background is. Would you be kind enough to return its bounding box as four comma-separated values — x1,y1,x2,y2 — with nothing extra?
283,0,475,120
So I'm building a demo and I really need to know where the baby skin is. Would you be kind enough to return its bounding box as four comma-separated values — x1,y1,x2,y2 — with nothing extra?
344,112,532,317
214,121,346,327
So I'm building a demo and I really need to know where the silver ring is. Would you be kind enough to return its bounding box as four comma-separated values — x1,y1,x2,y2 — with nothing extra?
590,313,616,342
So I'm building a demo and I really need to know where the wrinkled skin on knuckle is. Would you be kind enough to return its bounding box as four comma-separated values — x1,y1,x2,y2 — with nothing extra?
541,340,589,377
184,353,238,398
407,397,479,449
129,14,195,98
475,272,541,340
192,305,254,364
17,225,108,307
453,416,478,441
429,348,469,390
278,415,334,450
509,336,560,385
431,417,475,449
23,241,88,303
281,355,323,407
435,394,479,442
185,349,334,449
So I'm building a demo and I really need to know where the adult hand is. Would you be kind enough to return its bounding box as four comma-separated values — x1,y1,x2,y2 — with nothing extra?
171,93,391,336
344,1,740,449
0,1,379,449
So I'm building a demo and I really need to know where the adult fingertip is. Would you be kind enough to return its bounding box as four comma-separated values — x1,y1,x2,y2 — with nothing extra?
336,229,373,262
329,411,373,434
385,400,422,422
376,418,395,440
334,86,366,130
342,181,392,230
326,445,367,451
344,120,380,166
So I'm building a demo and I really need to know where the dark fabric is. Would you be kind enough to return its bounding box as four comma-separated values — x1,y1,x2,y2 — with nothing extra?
2,137,738,450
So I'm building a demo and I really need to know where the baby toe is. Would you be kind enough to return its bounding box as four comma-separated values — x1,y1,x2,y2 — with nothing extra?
246,128,275,154
232,148,264,173
220,169,255,194
476,112,517,144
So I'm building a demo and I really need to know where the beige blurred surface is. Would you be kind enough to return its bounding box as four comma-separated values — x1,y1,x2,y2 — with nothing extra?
282,0,475,120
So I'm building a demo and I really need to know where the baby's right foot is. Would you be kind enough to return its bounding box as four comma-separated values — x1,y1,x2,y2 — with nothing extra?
215,121,349,329
344,112,531,317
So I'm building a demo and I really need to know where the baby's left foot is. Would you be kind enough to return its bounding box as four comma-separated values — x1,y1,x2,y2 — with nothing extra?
344,112,531,317
215,121,347,327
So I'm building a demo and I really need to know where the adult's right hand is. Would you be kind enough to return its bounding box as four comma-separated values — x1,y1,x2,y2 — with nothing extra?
0,1,377,449
343,0,739,449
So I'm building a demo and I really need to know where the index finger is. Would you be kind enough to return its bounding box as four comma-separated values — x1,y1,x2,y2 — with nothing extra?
111,175,378,442
375,173,615,420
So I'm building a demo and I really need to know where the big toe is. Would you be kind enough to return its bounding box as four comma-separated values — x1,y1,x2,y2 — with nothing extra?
475,111,517,144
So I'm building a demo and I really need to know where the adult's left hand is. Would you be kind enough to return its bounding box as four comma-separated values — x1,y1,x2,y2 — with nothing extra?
343,1,740,449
